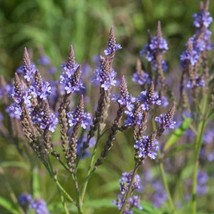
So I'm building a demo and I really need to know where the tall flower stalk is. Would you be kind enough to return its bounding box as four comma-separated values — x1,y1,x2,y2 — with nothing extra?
1,2,213,213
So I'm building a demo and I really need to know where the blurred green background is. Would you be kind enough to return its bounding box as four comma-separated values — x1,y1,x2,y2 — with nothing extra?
0,0,213,78
0,0,214,213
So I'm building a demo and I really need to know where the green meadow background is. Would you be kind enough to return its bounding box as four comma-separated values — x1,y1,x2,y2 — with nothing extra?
0,0,214,213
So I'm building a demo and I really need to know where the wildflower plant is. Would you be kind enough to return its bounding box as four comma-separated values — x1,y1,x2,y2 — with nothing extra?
0,1,214,214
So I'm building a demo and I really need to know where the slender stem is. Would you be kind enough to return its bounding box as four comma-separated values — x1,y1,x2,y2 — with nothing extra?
47,157,73,214
120,162,140,214
81,127,101,202
42,157,73,213
53,174,74,203
159,161,176,213
54,176,70,214
191,95,208,214
72,172,83,214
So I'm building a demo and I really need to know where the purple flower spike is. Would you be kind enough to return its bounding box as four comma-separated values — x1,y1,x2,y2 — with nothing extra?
120,172,141,195
32,72,52,100
93,56,117,90
134,133,159,161
30,199,49,214
47,113,58,132
132,59,150,86
6,103,22,119
60,65,85,94
155,104,176,135
124,105,145,127
60,46,84,94
128,195,143,211
132,72,150,86
104,26,122,56
68,111,92,129
138,82,161,111
180,40,200,66
112,76,136,111
187,76,205,89
114,172,142,213
18,48,37,82
18,193,32,207
193,10,213,28
149,36,168,52
155,113,176,129
67,96,92,130
140,21,168,71
61,45,79,74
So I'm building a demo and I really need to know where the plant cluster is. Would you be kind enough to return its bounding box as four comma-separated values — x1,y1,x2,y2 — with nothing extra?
0,0,213,214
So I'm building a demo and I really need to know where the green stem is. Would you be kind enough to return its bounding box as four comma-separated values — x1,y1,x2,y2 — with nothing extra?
54,175,70,214
53,174,74,203
159,161,176,213
120,162,140,214
72,172,83,214
48,163,70,214
42,157,73,213
81,128,101,202
191,95,208,214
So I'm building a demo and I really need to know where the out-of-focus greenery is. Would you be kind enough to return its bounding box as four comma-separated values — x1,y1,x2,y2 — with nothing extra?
0,0,213,77
0,1,214,214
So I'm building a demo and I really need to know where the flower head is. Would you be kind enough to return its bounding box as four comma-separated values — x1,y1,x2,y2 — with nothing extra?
60,46,84,94
124,104,146,127
180,40,200,66
138,82,161,111
155,104,176,135
112,76,136,111
67,96,92,129
186,76,205,88
114,172,142,213
6,103,22,119
30,199,49,214
18,193,32,207
193,1,213,29
120,172,141,195
17,48,37,82
132,59,150,86
93,56,117,90
134,133,159,161
140,22,168,72
104,26,122,56
60,65,85,94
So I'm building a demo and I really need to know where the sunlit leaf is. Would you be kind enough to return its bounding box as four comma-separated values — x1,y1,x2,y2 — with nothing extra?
0,196,19,214
164,118,192,152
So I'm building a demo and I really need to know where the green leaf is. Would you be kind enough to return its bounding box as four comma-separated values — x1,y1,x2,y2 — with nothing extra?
100,180,120,194
164,117,192,152
0,196,19,214
0,161,29,169
137,201,162,214
32,167,40,198
84,198,115,208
